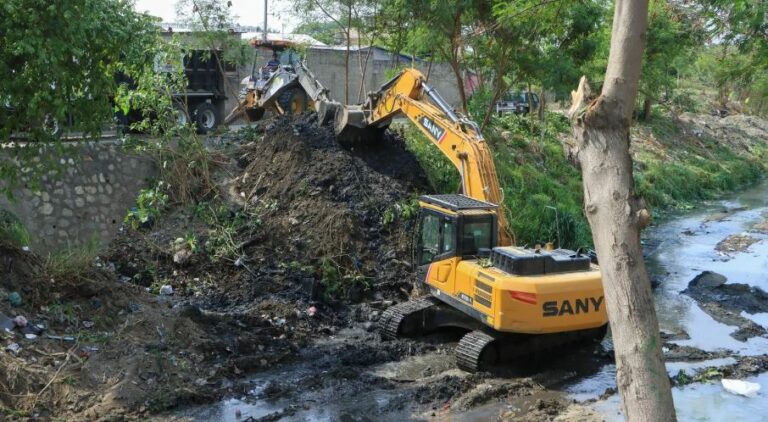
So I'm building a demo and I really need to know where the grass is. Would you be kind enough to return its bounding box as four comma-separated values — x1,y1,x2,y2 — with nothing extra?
400,108,767,250
0,210,31,247
43,237,100,281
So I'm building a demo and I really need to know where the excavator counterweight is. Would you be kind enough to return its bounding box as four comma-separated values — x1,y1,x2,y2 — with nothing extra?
330,69,608,372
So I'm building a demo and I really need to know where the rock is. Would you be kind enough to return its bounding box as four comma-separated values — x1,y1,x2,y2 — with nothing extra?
684,272,768,314
688,271,727,289
722,379,760,397
173,249,193,265
8,292,22,307
6,343,20,354
159,285,174,296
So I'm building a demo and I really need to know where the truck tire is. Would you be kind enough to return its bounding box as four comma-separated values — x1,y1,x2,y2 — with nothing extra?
174,103,190,128
194,102,219,133
277,88,308,115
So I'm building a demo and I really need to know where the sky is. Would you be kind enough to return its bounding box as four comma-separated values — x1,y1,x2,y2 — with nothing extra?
133,0,299,32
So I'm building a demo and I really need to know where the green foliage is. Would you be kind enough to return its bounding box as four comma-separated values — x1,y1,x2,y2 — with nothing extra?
319,256,369,299
295,21,340,45
125,182,170,230
382,198,420,226
0,209,30,247
634,112,766,209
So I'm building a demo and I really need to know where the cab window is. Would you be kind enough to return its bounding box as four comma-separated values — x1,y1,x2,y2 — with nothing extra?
462,217,493,255
441,219,455,253
420,213,440,265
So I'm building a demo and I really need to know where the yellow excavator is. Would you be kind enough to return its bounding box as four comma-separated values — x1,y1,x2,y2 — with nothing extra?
330,69,608,372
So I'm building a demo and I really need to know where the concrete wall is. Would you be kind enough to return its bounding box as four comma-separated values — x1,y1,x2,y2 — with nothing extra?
245,46,463,109
0,142,156,252
305,48,462,107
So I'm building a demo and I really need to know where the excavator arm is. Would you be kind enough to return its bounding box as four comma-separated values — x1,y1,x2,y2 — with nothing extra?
332,68,513,245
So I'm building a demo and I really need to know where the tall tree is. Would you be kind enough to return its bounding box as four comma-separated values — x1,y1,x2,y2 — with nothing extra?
566,0,676,421
0,0,159,195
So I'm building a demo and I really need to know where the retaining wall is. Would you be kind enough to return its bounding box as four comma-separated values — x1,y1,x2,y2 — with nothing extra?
0,142,156,252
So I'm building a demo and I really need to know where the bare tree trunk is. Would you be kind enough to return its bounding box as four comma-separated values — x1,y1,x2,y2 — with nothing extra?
566,0,676,421
641,96,652,121
425,52,434,82
528,81,534,132
345,3,351,104
539,87,546,122
449,10,468,113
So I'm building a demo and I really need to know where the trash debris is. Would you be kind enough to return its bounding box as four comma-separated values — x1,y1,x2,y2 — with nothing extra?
46,334,76,342
1,312,15,332
721,379,761,397
82,320,95,329
6,343,20,354
159,285,174,296
307,306,317,317
25,333,37,340
173,248,193,265
21,246,30,252
13,315,28,328
8,291,22,307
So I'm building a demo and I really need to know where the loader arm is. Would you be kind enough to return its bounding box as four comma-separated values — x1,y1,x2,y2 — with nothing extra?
334,68,513,245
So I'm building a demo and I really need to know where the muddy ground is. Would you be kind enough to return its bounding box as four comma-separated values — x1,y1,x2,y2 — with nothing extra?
3,113,768,421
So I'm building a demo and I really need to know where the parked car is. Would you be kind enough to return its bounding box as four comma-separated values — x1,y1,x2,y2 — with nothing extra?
495,91,540,115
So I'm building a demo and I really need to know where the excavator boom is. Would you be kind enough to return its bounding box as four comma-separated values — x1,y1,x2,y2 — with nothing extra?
333,68,512,246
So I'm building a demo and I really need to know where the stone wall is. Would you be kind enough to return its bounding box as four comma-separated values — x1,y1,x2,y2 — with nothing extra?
0,142,156,252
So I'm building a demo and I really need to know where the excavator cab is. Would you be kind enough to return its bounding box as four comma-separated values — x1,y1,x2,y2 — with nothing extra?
416,194,497,267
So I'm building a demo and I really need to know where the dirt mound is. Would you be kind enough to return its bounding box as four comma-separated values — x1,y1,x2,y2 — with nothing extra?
190,113,429,310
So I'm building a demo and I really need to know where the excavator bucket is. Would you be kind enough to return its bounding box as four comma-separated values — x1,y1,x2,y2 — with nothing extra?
333,105,386,143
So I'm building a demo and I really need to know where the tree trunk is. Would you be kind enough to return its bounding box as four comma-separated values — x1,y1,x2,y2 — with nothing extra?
449,11,468,113
567,0,676,421
641,96,652,121
527,81,534,133
538,87,546,122
344,4,351,104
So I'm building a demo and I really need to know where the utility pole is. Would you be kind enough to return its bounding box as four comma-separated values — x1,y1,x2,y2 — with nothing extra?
262,0,268,42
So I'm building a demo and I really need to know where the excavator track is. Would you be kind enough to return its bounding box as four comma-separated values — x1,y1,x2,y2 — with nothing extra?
378,297,439,340
455,330,499,372
455,325,608,373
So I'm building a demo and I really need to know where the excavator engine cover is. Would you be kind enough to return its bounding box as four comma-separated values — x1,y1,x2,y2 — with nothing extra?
490,247,591,276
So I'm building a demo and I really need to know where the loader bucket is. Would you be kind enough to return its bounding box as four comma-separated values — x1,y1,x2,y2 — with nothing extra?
244,107,266,122
333,105,386,143
316,100,340,126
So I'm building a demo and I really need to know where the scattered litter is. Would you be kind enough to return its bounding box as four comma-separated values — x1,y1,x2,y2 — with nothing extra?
159,285,174,296
274,318,286,327
307,306,317,317
25,333,37,340
82,320,95,329
235,256,245,267
722,379,761,397
173,248,192,265
46,334,76,342
8,291,22,307
21,246,30,252
118,275,132,283
13,315,28,328
6,343,20,354
1,312,15,332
